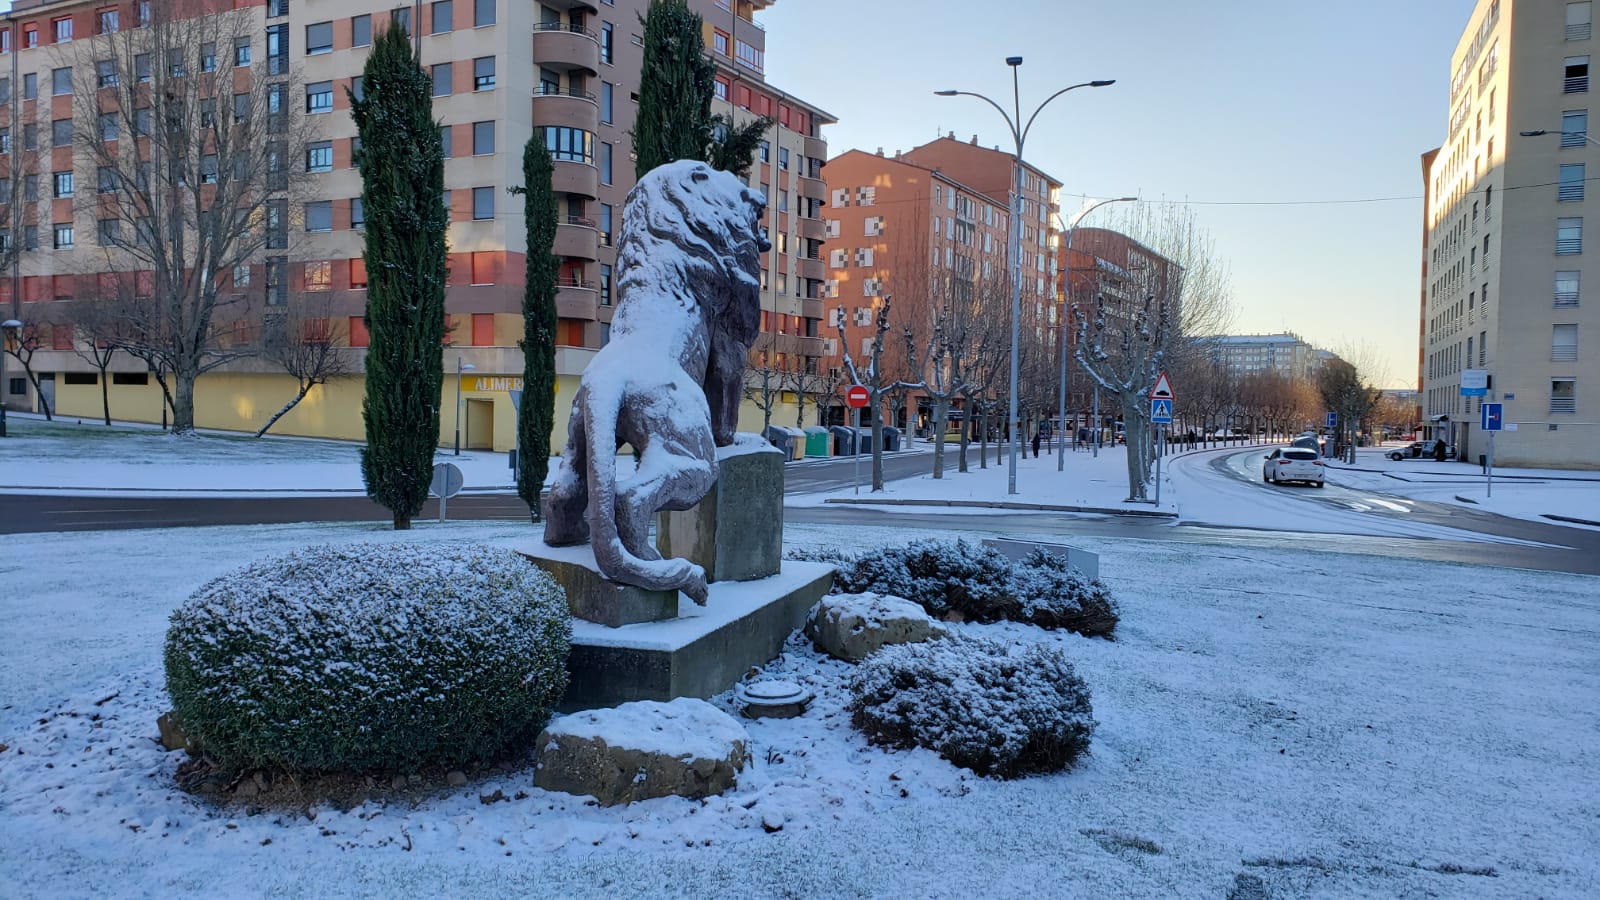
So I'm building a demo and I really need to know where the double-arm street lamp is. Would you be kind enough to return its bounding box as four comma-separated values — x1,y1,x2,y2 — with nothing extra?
1055,196,1136,471
936,60,1114,495
1519,127,1599,146
454,356,477,455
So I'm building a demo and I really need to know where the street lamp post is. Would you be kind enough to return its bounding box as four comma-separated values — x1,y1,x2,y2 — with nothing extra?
454,357,476,455
937,64,1114,495
0,319,20,438
1519,127,1600,146
1055,197,1136,471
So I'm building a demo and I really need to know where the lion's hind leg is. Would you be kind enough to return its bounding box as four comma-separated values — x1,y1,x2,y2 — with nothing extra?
542,401,591,546
612,424,717,603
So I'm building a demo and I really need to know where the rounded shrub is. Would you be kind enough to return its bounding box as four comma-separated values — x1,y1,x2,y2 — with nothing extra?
848,634,1096,779
1012,548,1120,638
835,538,1016,622
165,542,571,773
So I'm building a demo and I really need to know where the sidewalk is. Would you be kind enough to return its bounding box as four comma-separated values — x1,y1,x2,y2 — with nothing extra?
1323,447,1600,528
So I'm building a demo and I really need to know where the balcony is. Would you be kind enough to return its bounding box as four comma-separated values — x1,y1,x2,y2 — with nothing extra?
797,215,826,242
803,135,827,161
796,257,826,281
551,158,599,199
556,281,599,319
797,174,826,203
554,217,600,260
532,23,600,74
542,0,599,12
532,85,599,131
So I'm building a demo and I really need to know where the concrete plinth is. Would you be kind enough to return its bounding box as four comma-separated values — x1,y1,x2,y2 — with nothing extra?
559,561,833,710
517,543,678,627
657,437,784,583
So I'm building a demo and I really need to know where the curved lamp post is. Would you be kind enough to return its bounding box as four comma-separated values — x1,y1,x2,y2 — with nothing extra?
1055,197,1136,470
936,62,1114,494
454,357,476,455
0,319,19,437
1519,127,1600,146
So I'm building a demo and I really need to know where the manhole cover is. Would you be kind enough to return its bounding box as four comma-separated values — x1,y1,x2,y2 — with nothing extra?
735,680,813,718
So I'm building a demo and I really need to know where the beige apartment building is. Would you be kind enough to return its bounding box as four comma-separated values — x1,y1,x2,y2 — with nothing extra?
0,0,832,451
1208,333,1328,383
1422,0,1598,468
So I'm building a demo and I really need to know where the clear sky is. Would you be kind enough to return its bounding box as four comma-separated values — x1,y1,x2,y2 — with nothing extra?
760,0,1477,388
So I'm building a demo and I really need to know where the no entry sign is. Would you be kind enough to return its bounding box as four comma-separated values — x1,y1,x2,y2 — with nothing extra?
846,385,870,408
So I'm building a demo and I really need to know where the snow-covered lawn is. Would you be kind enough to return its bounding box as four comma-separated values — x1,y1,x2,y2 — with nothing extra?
2,518,1596,897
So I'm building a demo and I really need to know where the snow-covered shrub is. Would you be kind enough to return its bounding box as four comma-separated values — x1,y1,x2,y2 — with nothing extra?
832,540,1118,637
1012,548,1119,638
835,539,1016,621
783,545,859,570
848,635,1096,779
164,543,571,773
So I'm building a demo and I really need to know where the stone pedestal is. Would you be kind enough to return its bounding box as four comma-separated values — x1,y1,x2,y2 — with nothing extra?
656,438,784,583
516,543,678,627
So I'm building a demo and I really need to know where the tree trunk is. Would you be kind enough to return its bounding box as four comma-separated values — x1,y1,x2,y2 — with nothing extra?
393,511,410,530
255,379,315,437
978,408,988,469
869,399,884,492
931,400,947,478
99,367,111,426
172,364,198,434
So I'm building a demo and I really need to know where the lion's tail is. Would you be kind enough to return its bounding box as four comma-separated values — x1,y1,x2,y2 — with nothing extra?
583,386,709,603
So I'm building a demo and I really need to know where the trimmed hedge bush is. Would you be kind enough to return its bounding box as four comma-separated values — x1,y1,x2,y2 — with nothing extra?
848,635,1096,779
165,542,571,773
829,539,1119,638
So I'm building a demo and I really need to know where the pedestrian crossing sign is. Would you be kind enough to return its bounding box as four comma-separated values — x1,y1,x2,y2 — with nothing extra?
1151,398,1173,424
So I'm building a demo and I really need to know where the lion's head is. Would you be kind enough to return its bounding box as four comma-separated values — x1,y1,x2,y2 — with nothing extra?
613,160,768,342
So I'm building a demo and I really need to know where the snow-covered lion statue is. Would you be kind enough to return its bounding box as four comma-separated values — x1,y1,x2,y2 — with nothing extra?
542,160,769,603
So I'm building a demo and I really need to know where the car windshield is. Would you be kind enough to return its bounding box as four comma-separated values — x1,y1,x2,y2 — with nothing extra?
1283,449,1319,461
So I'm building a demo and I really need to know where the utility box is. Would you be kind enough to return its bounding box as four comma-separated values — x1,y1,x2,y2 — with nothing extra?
803,426,832,457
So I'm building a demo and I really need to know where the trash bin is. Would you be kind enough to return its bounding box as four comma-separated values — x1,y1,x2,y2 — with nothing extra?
763,425,794,458
830,425,859,455
856,427,876,454
804,426,832,458
880,426,901,452
782,427,806,460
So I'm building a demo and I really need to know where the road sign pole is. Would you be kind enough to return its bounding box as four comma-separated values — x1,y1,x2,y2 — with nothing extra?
1155,424,1163,506
1487,429,1494,499
854,406,861,496
439,490,447,524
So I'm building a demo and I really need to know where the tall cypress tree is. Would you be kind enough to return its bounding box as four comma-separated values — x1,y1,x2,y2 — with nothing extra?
353,24,448,530
634,0,768,180
515,131,559,521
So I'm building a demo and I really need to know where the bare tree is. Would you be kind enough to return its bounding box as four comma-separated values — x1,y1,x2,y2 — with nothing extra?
898,303,973,479
785,364,826,430
812,364,848,427
63,4,317,435
4,320,57,419
742,356,785,436
255,292,354,437
835,294,894,491
64,298,129,425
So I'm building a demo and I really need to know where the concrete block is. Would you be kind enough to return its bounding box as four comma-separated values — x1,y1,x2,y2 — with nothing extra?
981,537,1100,580
657,436,784,583
517,543,678,627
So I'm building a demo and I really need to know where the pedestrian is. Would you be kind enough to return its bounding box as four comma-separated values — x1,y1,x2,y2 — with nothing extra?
1185,429,1197,450
1031,428,1042,459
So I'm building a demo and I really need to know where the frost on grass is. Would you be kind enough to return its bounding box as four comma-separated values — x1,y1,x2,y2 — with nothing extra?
818,539,1119,638
164,543,572,772
848,634,1096,779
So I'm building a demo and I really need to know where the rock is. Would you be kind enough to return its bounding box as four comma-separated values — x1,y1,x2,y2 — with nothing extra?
446,770,468,787
156,712,197,753
391,775,407,790
805,593,937,662
234,779,259,799
534,697,748,806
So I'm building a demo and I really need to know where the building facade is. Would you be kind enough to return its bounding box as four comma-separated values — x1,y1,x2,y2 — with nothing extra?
1207,333,1326,383
0,0,832,451
1421,0,1598,468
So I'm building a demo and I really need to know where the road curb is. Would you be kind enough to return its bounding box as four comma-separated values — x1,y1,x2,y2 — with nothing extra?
819,497,1177,518
1542,513,1600,527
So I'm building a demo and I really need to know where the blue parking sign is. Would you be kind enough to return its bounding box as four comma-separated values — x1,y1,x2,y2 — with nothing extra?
1325,411,1337,429
1480,403,1503,431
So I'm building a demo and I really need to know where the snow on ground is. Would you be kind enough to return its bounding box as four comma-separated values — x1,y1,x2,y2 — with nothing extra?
2,517,1597,897
1326,451,1600,529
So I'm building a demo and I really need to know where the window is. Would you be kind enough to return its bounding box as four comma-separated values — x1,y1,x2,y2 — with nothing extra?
601,23,613,64
53,172,73,198
22,72,36,100
306,141,333,172
306,22,332,55
1572,2,1594,41
96,59,118,88
1551,379,1577,414
779,147,789,171
601,82,613,124
1563,110,1589,147
167,47,185,77
473,56,495,90
353,14,372,47
304,260,332,292
234,93,251,123
53,119,72,147
53,224,74,249
350,259,368,290
470,254,495,286
1560,163,1586,201
137,1,151,28
53,16,73,43
23,226,37,251
95,166,117,194
52,67,72,96
351,197,365,230
233,264,251,288
1557,216,1584,254
440,125,453,158
268,0,290,16
267,23,288,74
599,141,613,183
545,126,594,163
200,42,217,72
23,25,37,49
1566,56,1590,93
1553,324,1579,361
432,64,452,96
473,120,495,155
1556,271,1580,307
23,174,37,201
201,154,217,184
475,0,496,26
97,218,120,245
98,8,120,34
235,38,252,67
472,186,494,220
713,29,729,54
306,81,333,114
713,78,727,101
735,39,763,71
599,203,613,246
759,141,770,162
431,1,453,34
266,256,288,305
600,264,612,306
305,200,333,233
392,6,412,34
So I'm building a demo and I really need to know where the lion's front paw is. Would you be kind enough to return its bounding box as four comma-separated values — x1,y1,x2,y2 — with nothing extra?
683,566,710,606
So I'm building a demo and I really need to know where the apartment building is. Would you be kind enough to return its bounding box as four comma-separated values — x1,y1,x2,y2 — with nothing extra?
1206,333,1327,383
1421,0,1598,468
820,138,1058,432
0,0,832,451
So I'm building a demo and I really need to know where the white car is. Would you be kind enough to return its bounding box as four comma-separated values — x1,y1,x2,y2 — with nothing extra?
1263,447,1326,487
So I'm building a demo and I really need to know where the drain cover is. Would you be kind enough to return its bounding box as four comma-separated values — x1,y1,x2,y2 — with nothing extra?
735,680,813,718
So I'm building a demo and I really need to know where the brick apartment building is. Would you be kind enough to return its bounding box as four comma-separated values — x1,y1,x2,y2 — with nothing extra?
821,135,1059,433
0,0,832,451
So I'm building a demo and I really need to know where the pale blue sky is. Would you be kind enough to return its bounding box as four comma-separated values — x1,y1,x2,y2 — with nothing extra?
761,0,1477,387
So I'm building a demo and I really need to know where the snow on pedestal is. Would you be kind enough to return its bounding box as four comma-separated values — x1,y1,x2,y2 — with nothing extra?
533,697,749,806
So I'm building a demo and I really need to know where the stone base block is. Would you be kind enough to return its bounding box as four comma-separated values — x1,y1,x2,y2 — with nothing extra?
657,436,784,583
981,537,1100,580
517,543,678,627
559,560,834,711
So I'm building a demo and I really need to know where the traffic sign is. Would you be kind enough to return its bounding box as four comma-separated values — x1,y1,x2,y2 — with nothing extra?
1150,398,1173,424
1149,371,1175,400
1480,402,1503,431
1325,411,1337,429
846,385,870,409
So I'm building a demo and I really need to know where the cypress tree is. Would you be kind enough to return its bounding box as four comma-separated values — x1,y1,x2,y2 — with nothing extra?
634,0,768,180
353,24,448,530
515,131,559,521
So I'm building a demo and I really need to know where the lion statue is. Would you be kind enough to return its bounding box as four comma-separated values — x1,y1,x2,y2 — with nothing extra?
542,160,769,604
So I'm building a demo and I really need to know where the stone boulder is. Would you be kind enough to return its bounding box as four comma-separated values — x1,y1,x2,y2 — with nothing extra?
534,697,748,806
805,592,938,662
